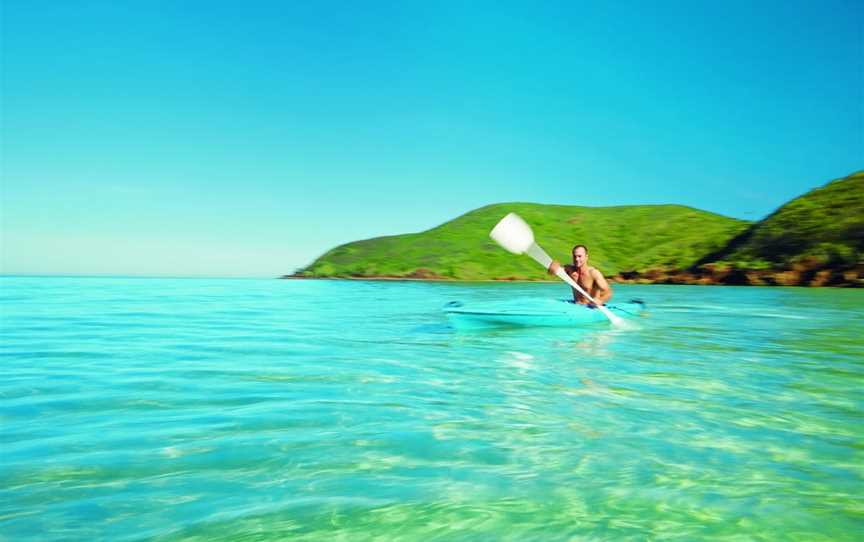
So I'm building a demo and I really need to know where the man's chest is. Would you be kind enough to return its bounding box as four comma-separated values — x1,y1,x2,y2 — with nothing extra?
570,268,595,287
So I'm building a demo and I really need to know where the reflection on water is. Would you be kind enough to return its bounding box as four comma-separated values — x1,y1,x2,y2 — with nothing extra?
1,278,862,541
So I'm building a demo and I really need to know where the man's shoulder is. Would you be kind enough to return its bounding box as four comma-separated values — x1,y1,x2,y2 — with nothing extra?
589,266,606,278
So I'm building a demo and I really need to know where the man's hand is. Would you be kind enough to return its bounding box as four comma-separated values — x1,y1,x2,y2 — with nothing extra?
548,260,561,275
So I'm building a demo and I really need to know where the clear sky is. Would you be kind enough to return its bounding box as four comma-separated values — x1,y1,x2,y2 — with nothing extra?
2,0,861,277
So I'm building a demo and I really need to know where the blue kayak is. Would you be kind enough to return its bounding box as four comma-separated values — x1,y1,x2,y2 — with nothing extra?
445,298,646,330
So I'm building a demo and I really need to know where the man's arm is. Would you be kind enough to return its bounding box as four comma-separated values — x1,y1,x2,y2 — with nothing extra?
592,268,613,304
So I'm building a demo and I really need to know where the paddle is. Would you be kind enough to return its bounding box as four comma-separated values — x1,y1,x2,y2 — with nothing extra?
489,212,625,327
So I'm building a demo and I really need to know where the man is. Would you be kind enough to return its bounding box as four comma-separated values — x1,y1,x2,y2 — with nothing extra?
548,244,613,305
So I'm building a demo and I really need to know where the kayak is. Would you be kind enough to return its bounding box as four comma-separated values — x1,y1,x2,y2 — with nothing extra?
444,298,646,330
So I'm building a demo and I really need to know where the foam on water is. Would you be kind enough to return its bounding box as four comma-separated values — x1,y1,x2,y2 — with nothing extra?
1,277,862,541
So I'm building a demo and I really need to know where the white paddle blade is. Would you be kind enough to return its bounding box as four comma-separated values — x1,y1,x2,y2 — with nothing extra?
489,213,535,254
597,304,625,327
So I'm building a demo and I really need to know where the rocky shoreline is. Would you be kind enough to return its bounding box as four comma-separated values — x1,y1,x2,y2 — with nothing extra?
284,262,863,287
610,262,863,287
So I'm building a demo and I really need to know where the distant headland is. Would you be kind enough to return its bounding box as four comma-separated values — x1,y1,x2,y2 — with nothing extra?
284,171,863,287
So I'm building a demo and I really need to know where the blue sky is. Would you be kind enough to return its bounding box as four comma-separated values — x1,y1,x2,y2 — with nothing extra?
2,0,861,277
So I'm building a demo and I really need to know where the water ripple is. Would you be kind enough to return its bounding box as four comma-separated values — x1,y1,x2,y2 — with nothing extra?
1,277,862,541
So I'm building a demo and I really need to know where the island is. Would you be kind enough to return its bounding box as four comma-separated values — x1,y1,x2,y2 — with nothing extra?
285,171,863,287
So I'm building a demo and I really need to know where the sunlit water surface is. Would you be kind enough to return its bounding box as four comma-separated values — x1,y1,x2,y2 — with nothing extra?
2,277,862,541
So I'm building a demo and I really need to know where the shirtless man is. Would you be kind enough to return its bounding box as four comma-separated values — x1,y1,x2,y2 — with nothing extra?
548,244,613,305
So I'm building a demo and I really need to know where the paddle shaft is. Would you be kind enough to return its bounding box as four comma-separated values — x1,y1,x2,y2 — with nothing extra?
554,269,621,323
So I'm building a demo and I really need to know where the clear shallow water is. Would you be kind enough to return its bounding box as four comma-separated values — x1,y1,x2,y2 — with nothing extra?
1,277,862,541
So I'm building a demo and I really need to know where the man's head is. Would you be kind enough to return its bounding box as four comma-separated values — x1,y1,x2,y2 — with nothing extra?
571,244,588,268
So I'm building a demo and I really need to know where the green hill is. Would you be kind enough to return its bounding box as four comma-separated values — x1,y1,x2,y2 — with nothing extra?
293,203,750,281
697,170,864,270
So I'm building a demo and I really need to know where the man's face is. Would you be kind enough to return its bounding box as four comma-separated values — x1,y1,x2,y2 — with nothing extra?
572,247,588,268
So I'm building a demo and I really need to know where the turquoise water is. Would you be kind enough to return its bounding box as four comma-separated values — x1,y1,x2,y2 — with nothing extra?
2,277,862,541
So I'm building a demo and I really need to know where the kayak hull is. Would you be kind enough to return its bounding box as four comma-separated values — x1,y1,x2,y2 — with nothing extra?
444,298,645,330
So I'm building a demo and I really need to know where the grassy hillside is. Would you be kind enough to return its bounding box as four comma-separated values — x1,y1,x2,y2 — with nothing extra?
697,171,864,270
294,203,750,280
